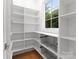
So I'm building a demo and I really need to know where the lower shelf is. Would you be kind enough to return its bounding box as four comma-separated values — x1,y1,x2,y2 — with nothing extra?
59,38,76,59
60,53,76,59
41,44,58,56
12,46,34,53
41,41,57,53
11,38,40,52
40,46,57,59
40,35,58,53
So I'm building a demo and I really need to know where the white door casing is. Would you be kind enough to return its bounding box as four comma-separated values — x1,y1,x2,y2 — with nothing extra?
3,0,12,59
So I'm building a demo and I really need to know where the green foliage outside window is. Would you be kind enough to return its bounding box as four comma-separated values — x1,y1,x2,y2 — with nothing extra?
45,9,59,28
45,0,59,28
45,11,51,20
52,9,58,18
45,20,51,28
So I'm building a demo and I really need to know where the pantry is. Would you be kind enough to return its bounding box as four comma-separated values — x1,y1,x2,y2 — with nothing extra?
3,0,76,59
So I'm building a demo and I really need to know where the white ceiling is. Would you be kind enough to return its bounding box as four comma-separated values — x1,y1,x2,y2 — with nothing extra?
13,0,44,10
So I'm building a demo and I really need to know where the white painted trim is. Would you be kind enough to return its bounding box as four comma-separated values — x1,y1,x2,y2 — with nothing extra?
60,36,76,41
35,31,59,37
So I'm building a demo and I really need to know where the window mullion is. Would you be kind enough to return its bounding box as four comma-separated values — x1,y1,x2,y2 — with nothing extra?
50,0,52,28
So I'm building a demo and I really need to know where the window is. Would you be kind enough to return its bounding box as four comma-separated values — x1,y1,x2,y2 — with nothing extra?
45,0,59,28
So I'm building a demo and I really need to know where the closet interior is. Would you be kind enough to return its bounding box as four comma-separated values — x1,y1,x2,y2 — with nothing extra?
5,0,76,59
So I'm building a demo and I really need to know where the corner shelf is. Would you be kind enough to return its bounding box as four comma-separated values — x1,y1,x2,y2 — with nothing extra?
12,12,39,18
11,38,40,52
11,39,24,43
11,32,24,34
60,53,76,59
11,20,39,25
12,46,34,53
59,12,76,17
12,12,24,16
35,31,59,37
11,21,24,24
59,37,76,59
40,45,58,59
24,14,39,18
41,44,58,56
11,38,40,43
60,36,76,41
24,23,39,25
11,21,39,25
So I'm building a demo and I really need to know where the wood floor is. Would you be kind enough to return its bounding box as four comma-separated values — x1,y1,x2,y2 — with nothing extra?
12,50,43,59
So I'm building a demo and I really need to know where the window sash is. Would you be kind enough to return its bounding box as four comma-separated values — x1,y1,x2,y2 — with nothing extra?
45,0,59,28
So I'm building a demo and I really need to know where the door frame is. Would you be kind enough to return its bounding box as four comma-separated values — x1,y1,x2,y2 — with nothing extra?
3,0,12,59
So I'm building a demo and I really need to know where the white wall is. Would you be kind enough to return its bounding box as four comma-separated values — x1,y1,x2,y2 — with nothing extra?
38,1,59,34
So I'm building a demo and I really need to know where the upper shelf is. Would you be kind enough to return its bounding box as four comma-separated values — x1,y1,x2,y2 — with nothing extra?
12,5,39,18
12,5,39,14
59,12,76,17
12,12,39,18
12,5,24,14
11,20,39,25
35,31,59,37
60,36,76,41
24,7,39,15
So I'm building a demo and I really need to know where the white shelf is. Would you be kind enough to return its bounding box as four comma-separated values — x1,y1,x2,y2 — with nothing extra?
11,39,24,43
11,21,39,25
13,5,24,14
11,38,40,52
11,21,24,24
12,46,34,53
35,31,58,37
11,20,39,25
11,23,24,33
11,32,24,36
59,13,76,39
24,38,40,41
11,32,24,34
13,12,38,18
12,12,24,16
24,23,39,25
60,36,76,41
59,38,76,59
60,53,76,59
41,44,58,56
60,12,76,17
11,13,24,24
24,14,39,18
24,7,39,14
24,8,39,16
12,48,24,52
11,38,40,43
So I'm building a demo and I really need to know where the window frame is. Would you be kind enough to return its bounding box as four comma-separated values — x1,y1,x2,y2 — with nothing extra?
45,0,59,28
